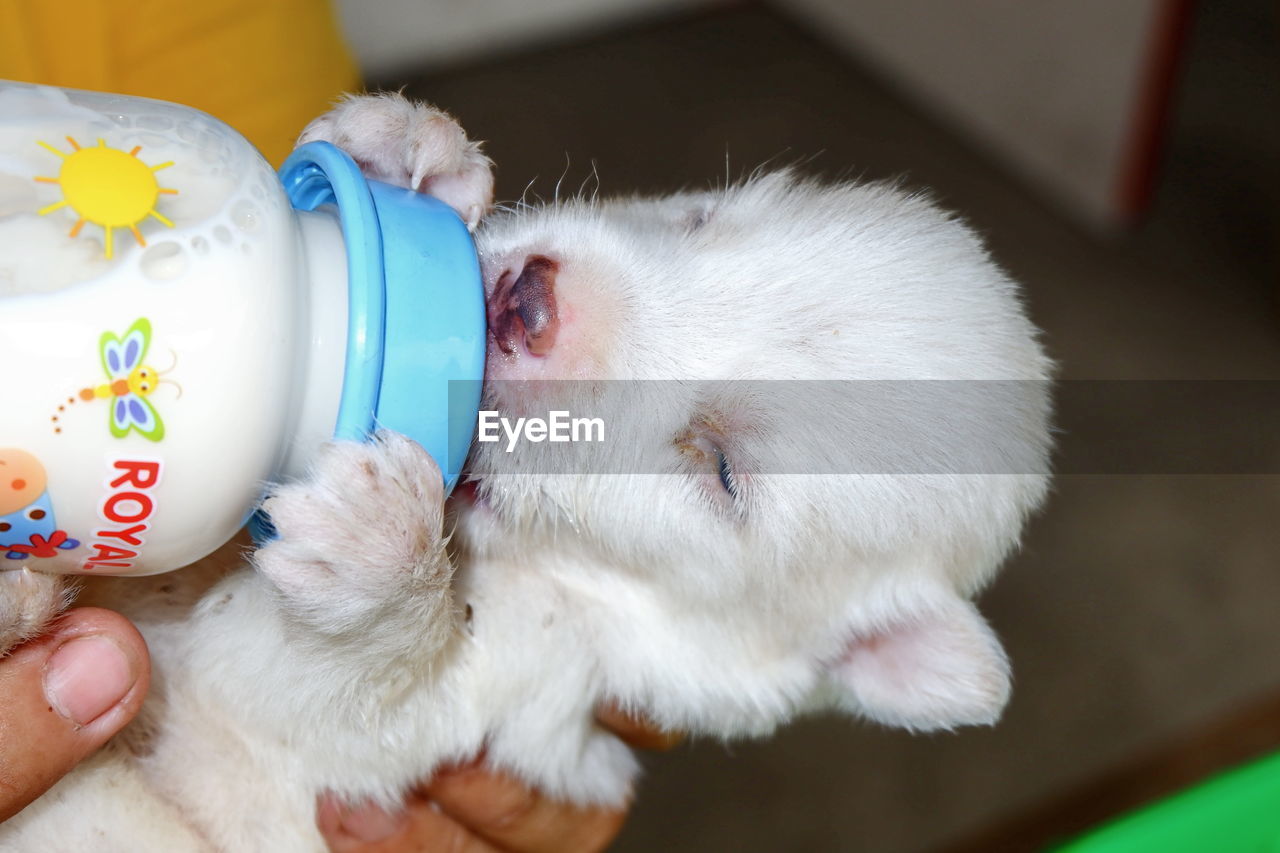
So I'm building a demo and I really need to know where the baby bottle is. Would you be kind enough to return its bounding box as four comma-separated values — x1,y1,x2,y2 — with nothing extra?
0,81,486,576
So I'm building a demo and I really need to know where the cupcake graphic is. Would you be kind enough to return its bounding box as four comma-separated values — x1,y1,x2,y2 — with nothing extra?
0,448,80,560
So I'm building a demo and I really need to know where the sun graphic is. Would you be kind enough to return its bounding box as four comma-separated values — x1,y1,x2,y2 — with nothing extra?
34,137,178,259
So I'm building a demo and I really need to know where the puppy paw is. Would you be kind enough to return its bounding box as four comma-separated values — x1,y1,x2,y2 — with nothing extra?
0,569,69,655
298,92,495,229
254,432,451,631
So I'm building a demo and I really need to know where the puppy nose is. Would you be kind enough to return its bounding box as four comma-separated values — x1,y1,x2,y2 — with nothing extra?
492,255,560,357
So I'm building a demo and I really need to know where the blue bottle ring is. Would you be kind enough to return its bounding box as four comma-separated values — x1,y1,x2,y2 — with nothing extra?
249,142,486,542
279,142,387,445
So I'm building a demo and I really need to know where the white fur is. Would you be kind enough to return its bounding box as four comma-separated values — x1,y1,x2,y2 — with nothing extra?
0,567,70,652
0,94,1052,851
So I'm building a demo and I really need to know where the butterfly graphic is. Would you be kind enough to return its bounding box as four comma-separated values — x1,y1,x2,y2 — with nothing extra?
55,318,175,441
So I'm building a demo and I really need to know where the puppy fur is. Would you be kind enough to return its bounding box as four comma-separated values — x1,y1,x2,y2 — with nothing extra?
0,93,1052,851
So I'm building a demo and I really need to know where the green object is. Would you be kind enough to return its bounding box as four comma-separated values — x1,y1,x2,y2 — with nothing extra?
1052,750,1280,853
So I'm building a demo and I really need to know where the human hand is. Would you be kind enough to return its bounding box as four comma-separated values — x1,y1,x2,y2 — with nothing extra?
317,705,682,852
0,607,150,822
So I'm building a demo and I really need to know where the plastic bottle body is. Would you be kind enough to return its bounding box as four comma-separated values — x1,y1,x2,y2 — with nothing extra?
0,81,346,575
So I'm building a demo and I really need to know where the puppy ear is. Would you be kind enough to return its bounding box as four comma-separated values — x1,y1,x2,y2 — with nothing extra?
828,596,1011,732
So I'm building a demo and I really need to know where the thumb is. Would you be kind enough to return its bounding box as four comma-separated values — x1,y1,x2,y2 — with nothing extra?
0,607,149,822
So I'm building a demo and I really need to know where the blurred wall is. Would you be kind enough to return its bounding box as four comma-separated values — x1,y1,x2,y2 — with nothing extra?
333,0,1184,229
334,0,720,77
778,0,1175,227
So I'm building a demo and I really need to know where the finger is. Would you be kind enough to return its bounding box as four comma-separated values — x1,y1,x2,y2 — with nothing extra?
318,792,501,853
0,607,149,822
422,766,627,853
595,703,685,751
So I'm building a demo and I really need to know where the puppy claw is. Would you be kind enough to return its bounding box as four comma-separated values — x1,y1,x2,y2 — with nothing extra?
299,93,495,227
254,431,449,631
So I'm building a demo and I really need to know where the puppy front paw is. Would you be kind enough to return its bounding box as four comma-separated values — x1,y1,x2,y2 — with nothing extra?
0,569,68,655
254,431,450,632
299,92,495,229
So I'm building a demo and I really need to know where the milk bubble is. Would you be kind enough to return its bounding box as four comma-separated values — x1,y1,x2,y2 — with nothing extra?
141,241,188,280
232,199,259,232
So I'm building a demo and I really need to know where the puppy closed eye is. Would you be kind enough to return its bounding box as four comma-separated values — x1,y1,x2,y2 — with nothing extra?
714,447,738,499
675,427,742,505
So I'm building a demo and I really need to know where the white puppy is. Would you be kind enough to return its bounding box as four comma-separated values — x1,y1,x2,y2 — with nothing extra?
0,94,1052,851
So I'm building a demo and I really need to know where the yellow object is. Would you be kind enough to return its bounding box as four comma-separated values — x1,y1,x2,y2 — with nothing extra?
0,0,361,167
36,137,177,258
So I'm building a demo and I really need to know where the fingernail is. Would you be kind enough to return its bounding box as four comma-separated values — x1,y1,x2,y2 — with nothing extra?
338,802,408,842
44,635,138,727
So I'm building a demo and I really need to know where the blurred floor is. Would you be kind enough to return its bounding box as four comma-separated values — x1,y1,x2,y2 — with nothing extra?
391,2,1280,850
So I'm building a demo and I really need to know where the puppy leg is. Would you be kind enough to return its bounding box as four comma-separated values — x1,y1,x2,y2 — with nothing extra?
253,431,455,659
0,569,68,655
298,92,495,229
